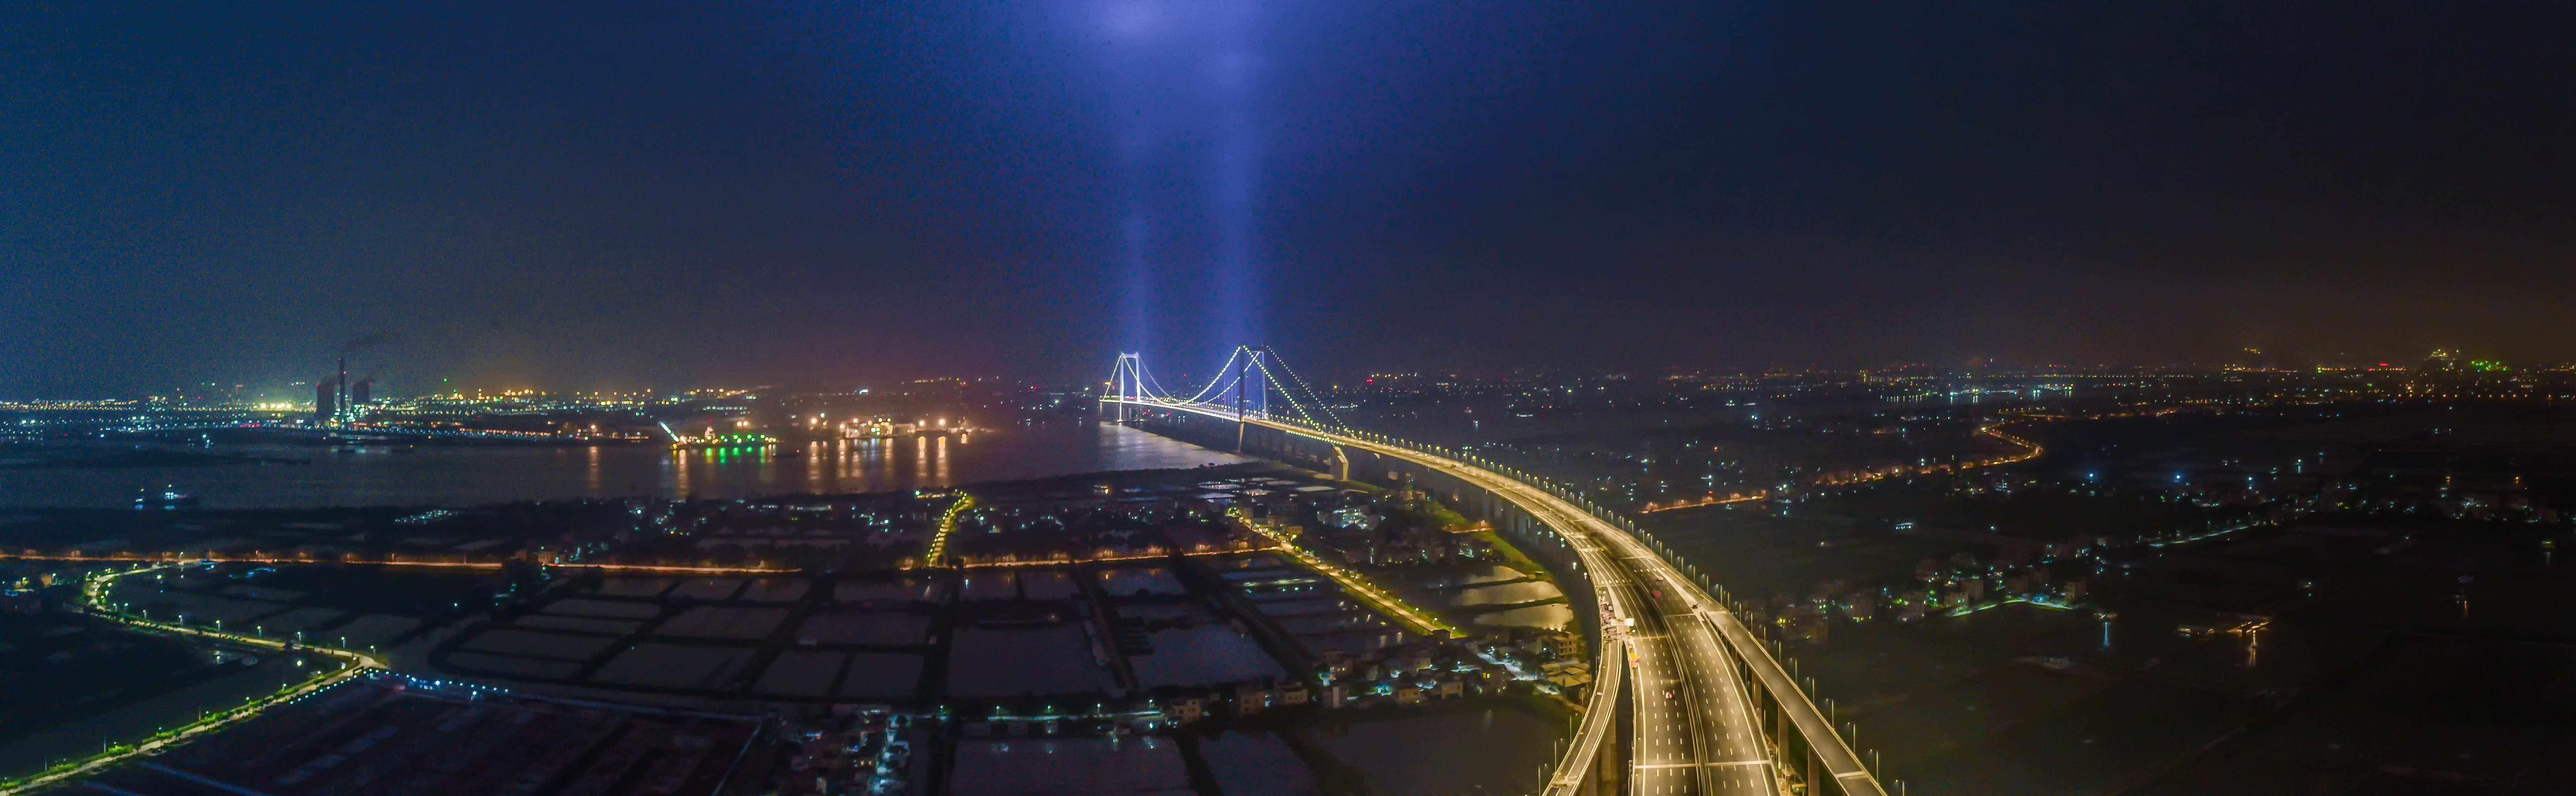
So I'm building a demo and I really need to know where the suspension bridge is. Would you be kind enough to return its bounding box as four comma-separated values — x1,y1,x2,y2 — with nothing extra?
1103,347,1892,796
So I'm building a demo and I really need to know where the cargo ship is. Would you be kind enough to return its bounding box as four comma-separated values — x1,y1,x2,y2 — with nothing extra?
837,417,977,440
661,422,777,450
671,433,777,450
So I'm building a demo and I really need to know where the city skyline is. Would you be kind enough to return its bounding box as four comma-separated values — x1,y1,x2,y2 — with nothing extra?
7,4,2576,795
9,344,2554,404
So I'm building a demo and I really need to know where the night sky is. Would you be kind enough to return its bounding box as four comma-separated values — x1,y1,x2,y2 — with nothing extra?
6,2,2573,395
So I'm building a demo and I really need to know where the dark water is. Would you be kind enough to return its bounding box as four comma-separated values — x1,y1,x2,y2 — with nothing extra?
0,422,1250,509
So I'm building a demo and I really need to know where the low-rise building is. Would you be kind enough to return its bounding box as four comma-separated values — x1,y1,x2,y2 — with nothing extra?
1234,683,1274,715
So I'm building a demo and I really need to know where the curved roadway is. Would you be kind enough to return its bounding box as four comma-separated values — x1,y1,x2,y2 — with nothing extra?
1106,401,1889,796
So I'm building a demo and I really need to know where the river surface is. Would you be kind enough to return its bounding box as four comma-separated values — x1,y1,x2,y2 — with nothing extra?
0,421,1251,509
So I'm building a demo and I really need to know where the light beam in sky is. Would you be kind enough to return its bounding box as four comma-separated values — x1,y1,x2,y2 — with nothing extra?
1092,0,1264,379
1205,0,1262,371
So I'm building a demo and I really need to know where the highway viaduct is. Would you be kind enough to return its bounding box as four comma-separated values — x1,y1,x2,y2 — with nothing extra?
1107,399,1893,796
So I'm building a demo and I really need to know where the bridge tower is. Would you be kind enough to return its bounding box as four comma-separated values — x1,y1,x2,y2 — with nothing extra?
1233,349,1252,451
1247,348,1268,419
1108,352,1145,424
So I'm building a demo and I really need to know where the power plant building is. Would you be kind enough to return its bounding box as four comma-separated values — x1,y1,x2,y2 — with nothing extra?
314,354,371,423
313,380,337,421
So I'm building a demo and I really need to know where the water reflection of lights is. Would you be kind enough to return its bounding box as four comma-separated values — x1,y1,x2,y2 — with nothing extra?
656,430,976,495
2218,617,2270,668
806,440,827,493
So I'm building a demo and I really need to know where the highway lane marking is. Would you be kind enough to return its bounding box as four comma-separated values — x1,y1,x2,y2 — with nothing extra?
1636,760,1771,769
1177,417,1804,794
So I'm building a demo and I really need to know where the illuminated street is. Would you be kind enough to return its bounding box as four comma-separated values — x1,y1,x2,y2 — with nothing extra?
9,3,2570,793
0,564,384,796
1106,377,1885,796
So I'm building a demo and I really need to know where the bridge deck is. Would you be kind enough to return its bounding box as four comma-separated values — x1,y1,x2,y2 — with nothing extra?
1106,398,1887,796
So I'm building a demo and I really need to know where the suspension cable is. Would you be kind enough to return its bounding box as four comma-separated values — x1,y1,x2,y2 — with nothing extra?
1166,346,1247,405
1250,358,1326,427
1259,347,1345,427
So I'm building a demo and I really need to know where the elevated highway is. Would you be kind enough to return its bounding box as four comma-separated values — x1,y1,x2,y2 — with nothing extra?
1105,387,1888,796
